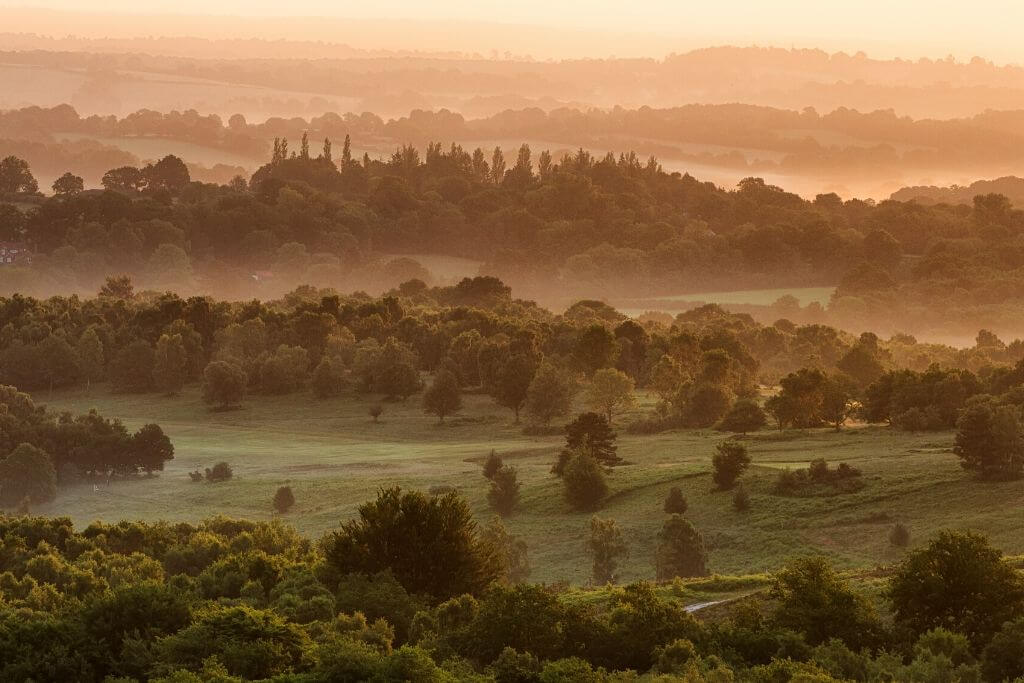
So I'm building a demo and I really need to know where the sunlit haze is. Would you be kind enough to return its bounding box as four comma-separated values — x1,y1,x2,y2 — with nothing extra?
5,0,1024,61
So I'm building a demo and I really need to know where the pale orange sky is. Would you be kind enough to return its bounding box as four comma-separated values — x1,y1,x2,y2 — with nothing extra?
3,1,1024,62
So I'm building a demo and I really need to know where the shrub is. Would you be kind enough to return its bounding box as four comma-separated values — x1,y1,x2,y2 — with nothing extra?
369,404,383,422
774,460,863,497
487,465,521,516
205,462,233,482
273,486,295,513
655,515,708,579
712,440,750,490
562,451,608,511
889,522,910,547
483,450,503,479
188,470,204,482
664,486,688,514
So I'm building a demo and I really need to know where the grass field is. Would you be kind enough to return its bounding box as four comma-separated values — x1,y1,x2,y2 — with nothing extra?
36,384,1024,586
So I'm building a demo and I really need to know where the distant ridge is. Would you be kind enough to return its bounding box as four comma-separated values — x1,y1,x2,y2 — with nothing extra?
891,176,1024,206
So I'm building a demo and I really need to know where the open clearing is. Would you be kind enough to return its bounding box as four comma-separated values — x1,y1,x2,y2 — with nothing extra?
37,385,1024,585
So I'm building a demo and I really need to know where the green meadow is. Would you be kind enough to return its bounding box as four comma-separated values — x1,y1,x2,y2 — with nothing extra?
37,385,1024,586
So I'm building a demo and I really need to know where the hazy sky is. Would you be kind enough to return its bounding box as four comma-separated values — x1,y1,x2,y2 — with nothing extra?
4,0,1024,62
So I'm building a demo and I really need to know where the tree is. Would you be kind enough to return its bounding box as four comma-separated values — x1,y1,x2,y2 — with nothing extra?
311,357,345,398
480,517,530,583
554,412,619,475
0,156,37,193
889,530,1024,647
716,398,766,434
99,275,134,299
37,333,80,394
0,443,56,506
821,374,854,431
588,516,628,584
574,324,617,374
153,333,188,395
953,395,1024,480
324,486,501,601
369,404,383,422
663,487,688,514
102,166,145,193
681,383,733,428
771,556,881,648
487,465,520,516
77,328,105,391
52,172,83,196
712,440,750,490
203,360,247,409
273,485,296,513
131,423,174,474
655,515,708,579
490,146,506,185
143,155,190,193
423,368,462,422
483,450,503,479
982,618,1024,683
585,368,635,423
489,353,538,423
562,450,608,511
109,340,155,393
524,360,577,426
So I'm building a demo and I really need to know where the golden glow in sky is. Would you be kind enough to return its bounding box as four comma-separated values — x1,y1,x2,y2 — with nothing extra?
4,0,1024,62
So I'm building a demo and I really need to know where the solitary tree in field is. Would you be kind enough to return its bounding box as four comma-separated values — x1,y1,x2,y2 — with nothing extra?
655,515,708,579
553,412,619,476
273,486,296,513
588,516,628,585
712,440,751,490
203,361,247,410
585,368,635,424
663,486,688,514
482,450,503,479
480,516,530,583
423,368,462,422
562,449,608,511
487,465,520,516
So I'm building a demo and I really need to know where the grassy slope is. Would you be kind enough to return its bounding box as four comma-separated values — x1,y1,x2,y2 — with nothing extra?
35,385,1024,586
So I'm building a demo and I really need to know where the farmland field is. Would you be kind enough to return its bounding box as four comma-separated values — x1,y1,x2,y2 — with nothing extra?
38,383,1024,586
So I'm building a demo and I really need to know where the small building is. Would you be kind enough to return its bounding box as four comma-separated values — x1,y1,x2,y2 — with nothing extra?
0,242,31,266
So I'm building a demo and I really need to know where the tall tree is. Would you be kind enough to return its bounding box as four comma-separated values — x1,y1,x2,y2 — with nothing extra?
423,368,462,422
588,516,628,584
585,368,635,423
153,333,188,395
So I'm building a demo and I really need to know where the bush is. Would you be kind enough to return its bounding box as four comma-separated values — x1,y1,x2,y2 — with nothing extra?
712,440,750,490
369,404,383,422
487,466,521,516
205,462,233,482
733,484,751,511
562,451,608,511
663,486,688,514
188,470,203,482
889,522,910,547
483,450,503,479
774,460,863,497
655,515,708,579
273,486,295,513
